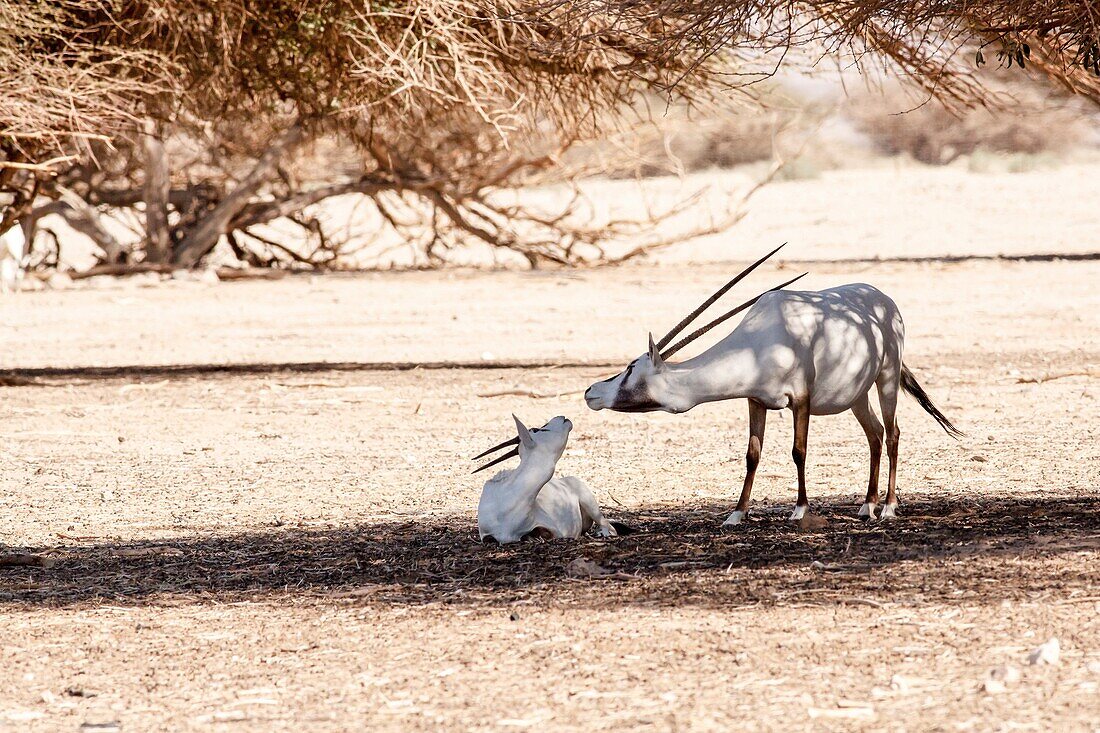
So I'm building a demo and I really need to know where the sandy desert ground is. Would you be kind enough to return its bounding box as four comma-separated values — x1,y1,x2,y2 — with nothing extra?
1,166,1099,731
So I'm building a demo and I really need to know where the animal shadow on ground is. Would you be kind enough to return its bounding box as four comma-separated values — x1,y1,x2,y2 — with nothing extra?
1,494,1097,610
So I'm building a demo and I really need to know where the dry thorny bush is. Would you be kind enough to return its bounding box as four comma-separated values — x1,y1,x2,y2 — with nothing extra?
3,0,744,271
0,2,168,231
549,0,1100,103
5,1,1100,270
853,96,1092,167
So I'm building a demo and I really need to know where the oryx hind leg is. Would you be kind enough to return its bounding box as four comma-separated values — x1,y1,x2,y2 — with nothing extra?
723,399,767,527
876,360,902,520
851,391,884,521
789,401,810,521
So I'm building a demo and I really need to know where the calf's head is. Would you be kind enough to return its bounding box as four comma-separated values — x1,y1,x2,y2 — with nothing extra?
472,414,572,474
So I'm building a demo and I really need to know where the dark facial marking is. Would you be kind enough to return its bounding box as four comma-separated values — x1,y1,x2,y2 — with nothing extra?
596,358,639,386
607,358,663,411
610,401,663,413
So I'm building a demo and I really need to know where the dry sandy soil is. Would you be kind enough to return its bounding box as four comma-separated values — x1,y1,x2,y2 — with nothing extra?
1,209,1099,729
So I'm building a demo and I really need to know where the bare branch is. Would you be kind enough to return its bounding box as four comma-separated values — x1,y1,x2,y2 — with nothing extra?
142,122,172,264
174,123,305,267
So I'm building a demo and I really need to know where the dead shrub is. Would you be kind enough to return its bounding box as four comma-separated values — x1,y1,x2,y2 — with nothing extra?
587,112,783,179
6,0,743,270
852,94,1091,165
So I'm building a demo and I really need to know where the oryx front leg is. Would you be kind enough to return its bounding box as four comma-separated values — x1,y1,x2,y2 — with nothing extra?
851,392,884,521
566,476,618,537
585,498,618,538
724,400,766,527
789,402,811,520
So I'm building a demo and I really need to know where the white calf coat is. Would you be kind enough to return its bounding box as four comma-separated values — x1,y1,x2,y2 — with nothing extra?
475,416,619,544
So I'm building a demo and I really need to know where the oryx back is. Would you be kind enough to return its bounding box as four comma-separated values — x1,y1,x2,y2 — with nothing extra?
705,283,903,415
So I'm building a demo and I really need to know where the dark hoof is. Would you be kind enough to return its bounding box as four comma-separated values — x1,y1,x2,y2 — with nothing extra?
609,521,634,536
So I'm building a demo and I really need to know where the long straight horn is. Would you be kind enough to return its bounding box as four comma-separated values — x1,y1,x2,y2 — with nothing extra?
472,447,520,474
661,272,808,359
471,436,520,461
655,243,787,350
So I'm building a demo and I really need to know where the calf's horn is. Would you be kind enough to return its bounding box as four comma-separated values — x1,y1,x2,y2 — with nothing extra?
472,436,520,461
472,446,520,474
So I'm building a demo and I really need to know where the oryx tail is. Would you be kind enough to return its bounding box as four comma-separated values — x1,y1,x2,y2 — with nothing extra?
901,364,963,438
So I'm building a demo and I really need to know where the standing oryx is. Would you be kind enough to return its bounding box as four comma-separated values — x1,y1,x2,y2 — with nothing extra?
584,245,961,525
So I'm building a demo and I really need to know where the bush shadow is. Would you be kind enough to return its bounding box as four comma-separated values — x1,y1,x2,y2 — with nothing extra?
2,493,1097,611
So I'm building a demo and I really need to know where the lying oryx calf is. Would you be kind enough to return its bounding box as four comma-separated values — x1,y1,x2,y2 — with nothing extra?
473,415,627,544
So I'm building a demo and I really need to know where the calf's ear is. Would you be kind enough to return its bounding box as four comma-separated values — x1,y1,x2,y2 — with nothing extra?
512,414,536,450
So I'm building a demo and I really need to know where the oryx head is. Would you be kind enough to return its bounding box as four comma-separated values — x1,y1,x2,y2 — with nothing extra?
472,415,573,474
585,244,806,414
583,333,674,413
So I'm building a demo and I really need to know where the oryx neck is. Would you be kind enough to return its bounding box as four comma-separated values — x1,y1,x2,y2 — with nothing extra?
666,347,761,405
508,452,557,500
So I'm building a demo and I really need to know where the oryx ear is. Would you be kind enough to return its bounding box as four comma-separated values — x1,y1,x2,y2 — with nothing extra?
648,332,665,369
513,414,536,450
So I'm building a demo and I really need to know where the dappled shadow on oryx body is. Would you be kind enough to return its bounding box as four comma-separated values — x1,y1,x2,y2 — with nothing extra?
583,283,910,420
585,247,962,527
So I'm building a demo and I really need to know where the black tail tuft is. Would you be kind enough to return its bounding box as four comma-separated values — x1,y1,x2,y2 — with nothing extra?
901,364,964,439
610,521,635,536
